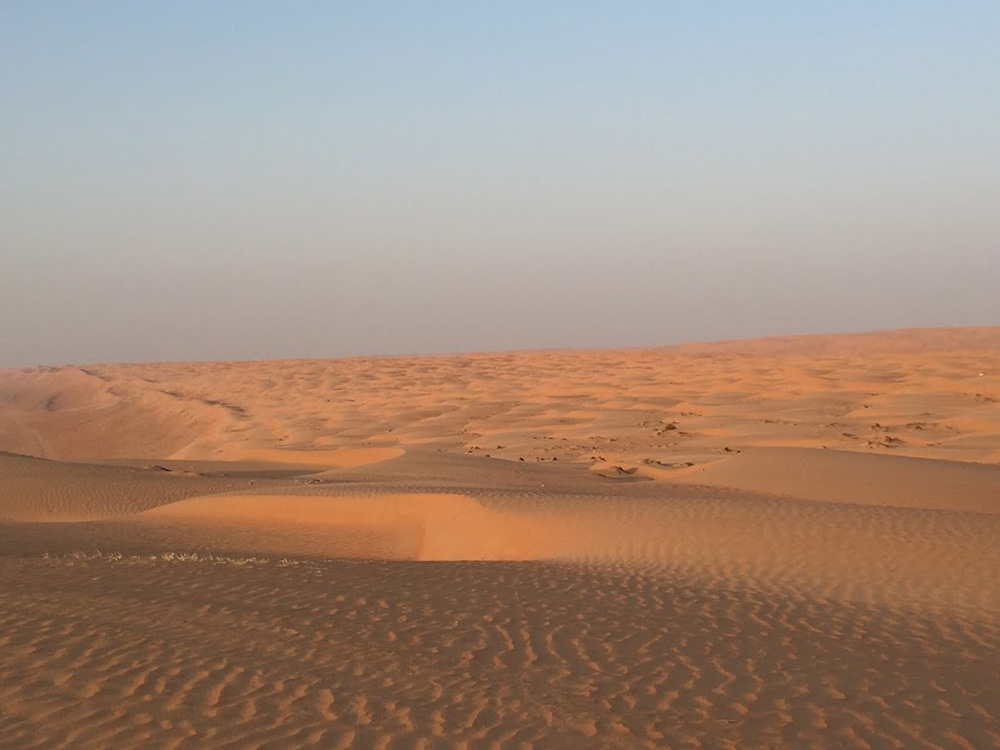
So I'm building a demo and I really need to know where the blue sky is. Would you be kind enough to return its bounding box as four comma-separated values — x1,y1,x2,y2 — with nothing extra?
2,2,998,364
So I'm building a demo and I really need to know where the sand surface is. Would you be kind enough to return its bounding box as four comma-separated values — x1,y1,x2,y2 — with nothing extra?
1,326,998,748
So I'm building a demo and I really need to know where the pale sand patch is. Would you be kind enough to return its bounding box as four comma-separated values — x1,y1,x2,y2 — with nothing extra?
663,446,1000,514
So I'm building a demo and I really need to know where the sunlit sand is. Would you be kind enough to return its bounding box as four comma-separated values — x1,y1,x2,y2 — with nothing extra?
1,326,998,748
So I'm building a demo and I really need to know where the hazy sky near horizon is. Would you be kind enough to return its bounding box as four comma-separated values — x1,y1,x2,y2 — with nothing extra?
2,2,999,365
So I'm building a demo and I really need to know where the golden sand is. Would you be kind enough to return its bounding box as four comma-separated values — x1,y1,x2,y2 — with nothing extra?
1,326,998,748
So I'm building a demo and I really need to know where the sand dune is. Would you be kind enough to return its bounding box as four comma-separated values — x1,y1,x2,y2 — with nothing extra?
1,326,998,748
0,451,305,523
3,326,1000,470
136,491,554,562
659,446,1000,514
673,324,1000,356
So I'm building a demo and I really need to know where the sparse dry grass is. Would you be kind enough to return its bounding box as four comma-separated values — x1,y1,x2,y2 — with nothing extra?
40,550,316,567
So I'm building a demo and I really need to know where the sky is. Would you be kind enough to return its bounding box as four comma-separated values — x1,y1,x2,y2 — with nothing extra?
2,1,999,366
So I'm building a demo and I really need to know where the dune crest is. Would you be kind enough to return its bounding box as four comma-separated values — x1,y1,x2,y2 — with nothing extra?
138,492,555,562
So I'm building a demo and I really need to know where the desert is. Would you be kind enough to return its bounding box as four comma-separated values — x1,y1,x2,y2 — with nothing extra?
1,326,998,748
7,2,999,746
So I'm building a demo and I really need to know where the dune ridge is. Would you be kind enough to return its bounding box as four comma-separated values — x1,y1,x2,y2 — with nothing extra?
3,326,998,470
136,491,554,562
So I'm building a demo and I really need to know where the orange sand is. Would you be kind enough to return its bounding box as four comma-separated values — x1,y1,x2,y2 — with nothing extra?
1,326,998,748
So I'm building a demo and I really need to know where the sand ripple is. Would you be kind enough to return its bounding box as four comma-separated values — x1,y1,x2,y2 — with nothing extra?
2,328,999,747
1,557,997,749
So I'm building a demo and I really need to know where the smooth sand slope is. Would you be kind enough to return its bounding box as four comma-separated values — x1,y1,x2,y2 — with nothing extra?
1,326,998,748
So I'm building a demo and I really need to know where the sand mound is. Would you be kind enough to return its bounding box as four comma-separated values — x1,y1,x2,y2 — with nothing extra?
137,493,554,561
0,367,229,460
0,452,302,522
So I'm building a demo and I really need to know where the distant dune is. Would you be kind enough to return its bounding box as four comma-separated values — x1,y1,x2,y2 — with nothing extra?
672,324,1000,355
1,326,998,749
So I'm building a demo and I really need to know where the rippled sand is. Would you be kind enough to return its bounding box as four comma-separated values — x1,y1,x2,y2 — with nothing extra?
1,326,998,748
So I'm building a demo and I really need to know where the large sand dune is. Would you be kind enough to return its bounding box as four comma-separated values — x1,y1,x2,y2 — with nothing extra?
1,326,998,748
